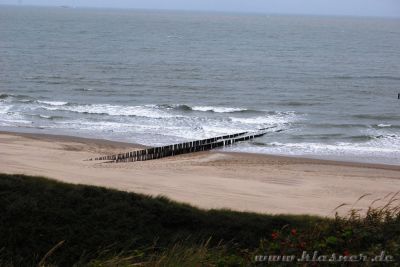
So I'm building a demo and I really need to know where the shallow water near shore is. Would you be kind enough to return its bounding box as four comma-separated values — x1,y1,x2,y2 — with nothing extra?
1,6,399,165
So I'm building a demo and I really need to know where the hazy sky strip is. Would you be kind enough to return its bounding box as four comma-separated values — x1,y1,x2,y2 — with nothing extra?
1,0,399,17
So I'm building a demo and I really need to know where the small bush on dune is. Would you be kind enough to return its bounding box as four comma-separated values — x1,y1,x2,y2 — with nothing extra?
254,195,400,266
86,196,400,266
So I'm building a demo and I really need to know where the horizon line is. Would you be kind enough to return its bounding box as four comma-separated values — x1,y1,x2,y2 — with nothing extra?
1,3,400,19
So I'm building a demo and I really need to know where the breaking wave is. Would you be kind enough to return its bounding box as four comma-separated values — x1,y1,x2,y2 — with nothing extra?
37,100,69,106
39,103,261,118
191,106,247,113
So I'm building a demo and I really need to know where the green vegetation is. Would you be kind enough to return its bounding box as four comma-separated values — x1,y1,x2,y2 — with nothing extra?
0,174,399,266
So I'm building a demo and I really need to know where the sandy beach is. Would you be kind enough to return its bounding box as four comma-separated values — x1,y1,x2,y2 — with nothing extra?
0,131,399,217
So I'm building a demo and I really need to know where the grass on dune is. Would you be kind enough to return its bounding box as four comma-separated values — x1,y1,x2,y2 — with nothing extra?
0,174,399,266
0,174,317,266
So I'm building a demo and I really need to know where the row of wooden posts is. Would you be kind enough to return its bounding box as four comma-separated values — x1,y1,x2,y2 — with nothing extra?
90,130,267,163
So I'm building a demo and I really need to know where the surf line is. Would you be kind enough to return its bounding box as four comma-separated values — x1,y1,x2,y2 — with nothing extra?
88,127,276,163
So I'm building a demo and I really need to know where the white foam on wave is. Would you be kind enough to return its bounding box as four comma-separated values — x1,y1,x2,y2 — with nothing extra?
0,103,12,114
56,120,134,131
192,106,247,113
224,132,400,165
230,112,297,125
38,114,52,119
51,119,197,145
37,100,68,106
1,118,33,125
37,104,299,145
42,103,183,118
53,119,248,146
3,97,398,165
0,104,32,125
270,138,400,154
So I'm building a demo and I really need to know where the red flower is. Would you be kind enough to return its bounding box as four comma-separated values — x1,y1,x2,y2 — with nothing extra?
299,242,306,249
343,250,350,256
271,232,279,240
291,228,297,236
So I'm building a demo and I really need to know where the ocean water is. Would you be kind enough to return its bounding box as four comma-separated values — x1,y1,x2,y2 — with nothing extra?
1,6,400,165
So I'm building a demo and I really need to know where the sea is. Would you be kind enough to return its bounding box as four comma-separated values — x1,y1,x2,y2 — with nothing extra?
1,6,399,165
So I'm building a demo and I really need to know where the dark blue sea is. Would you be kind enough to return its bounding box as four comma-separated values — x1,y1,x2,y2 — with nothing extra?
1,6,399,164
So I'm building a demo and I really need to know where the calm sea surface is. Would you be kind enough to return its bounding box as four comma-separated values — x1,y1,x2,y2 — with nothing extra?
1,6,399,164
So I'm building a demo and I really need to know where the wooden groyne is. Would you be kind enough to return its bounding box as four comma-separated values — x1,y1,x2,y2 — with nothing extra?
89,129,271,163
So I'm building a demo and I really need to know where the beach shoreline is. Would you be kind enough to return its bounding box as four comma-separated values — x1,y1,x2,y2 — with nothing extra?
1,130,399,217
2,129,399,169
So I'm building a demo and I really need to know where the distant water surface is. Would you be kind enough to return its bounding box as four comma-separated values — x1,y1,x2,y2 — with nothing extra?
1,6,400,164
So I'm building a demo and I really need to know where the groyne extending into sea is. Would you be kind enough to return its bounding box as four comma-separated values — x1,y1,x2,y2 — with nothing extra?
90,128,275,163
